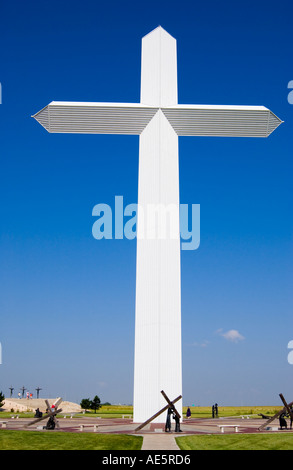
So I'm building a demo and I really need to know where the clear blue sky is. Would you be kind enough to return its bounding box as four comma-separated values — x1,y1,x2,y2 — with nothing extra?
0,0,292,406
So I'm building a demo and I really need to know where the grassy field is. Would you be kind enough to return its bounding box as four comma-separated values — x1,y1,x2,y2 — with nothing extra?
0,430,143,450
0,405,134,419
82,405,282,419
176,433,293,450
0,405,282,420
181,405,282,419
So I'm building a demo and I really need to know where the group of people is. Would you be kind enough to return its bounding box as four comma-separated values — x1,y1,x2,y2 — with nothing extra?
164,403,220,431
165,406,182,433
17,392,33,399
212,403,218,418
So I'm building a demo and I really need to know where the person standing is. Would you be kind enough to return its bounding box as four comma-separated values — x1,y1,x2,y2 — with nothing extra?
215,403,218,417
165,406,173,432
279,412,287,430
173,413,182,432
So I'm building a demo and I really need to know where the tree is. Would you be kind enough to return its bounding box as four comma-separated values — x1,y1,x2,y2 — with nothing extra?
0,391,5,409
91,395,101,413
80,398,91,411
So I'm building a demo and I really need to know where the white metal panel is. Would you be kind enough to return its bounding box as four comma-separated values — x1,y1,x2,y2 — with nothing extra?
133,110,182,423
32,102,158,135
33,104,49,130
162,106,283,137
267,111,283,136
140,26,177,106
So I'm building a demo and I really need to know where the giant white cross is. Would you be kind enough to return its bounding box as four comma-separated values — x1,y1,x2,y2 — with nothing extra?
33,26,282,423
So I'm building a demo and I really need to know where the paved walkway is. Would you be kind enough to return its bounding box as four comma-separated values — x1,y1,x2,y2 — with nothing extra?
7,415,293,449
141,433,180,450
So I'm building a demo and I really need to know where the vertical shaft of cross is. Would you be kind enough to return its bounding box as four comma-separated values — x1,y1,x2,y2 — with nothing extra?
133,27,182,423
140,26,178,107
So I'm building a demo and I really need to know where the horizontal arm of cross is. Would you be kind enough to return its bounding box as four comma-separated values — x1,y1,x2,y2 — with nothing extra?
162,104,283,137
32,102,283,138
32,102,158,135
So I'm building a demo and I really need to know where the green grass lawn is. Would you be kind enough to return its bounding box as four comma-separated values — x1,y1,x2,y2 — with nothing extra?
0,430,143,450
1,429,292,451
176,433,293,450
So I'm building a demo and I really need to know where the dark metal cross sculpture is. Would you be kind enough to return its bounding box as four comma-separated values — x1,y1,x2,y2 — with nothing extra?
35,387,42,399
25,398,63,430
135,390,182,431
279,393,293,422
258,393,293,431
